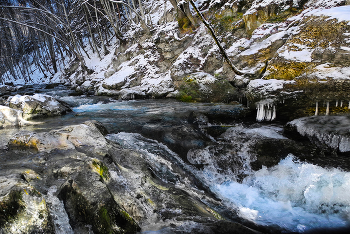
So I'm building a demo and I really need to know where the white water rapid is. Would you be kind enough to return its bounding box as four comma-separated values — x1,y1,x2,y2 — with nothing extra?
215,156,350,233
107,131,350,233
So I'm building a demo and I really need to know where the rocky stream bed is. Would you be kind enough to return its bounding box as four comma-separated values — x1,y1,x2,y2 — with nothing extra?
1,84,350,234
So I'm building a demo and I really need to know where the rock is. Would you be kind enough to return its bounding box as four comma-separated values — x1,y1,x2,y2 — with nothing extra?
7,94,71,120
0,106,38,128
0,175,54,233
57,167,140,234
175,72,239,103
141,123,210,160
8,120,108,152
0,85,16,96
2,120,262,234
285,115,350,153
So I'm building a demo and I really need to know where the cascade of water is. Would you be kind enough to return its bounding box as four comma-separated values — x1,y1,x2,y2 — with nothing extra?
326,101,330,115
336,100,338,107
341,101,343,107
256,99,276,122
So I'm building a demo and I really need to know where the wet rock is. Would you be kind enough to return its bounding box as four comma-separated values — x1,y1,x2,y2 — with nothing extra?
7,94,71,120
8,120,108,152
0,85,16,96
175,72,239,103
141,123,210,160
58,166,140,234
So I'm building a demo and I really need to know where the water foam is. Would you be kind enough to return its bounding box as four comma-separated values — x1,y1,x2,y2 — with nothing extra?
215,156,350,232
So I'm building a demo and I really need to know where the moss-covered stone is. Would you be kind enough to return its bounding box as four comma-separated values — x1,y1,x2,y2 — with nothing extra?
0,190,24,227
92,159,110,182
176,74,238,103
265,60,314,80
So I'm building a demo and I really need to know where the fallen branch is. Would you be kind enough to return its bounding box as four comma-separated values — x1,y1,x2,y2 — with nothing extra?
187,0,245,76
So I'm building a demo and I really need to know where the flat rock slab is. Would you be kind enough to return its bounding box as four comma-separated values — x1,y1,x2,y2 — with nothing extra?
8,120,108,152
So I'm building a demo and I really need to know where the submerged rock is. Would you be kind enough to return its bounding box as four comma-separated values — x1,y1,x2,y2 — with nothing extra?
7,94,71,120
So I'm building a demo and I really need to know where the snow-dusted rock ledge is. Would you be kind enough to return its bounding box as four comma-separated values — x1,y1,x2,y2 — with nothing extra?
7,94,71,120
285,115,350,153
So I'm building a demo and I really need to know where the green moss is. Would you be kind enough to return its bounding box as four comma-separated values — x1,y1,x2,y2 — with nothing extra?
178,93,194,102
177,76,237,103
211,10,244,34
98,206,112,234
266,61,312,80
92,160,110,182
206,207,223,220
0,190,24,226
291,18,346,49
266,8,300,23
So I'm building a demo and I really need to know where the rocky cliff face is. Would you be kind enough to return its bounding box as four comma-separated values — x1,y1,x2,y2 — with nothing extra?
3,0,349,106
59,0,350,106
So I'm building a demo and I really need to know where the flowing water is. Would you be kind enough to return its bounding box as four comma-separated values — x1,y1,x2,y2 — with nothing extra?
1,85,350,233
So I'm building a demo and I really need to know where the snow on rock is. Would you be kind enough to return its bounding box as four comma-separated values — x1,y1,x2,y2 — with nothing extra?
310,64,350,80
248,79,293,96
306,5,350,24
3,0,350,99
286,116,350,152
7,94,71,120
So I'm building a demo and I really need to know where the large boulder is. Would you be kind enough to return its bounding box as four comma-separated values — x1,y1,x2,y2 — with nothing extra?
7,94,71,120
3,120,262,233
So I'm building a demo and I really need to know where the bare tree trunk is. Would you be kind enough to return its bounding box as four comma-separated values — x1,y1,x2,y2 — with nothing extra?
94,0,108,55
84,3,101,59
62,2,86,69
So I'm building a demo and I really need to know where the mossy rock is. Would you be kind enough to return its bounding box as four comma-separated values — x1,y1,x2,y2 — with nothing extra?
265,60,314,80
59,178,140,234
92,159,110,182
176,75,238,103
0,190,24,227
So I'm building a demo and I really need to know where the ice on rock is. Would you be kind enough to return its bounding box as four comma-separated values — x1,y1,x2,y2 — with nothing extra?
256,99,276,122
288,116,350,152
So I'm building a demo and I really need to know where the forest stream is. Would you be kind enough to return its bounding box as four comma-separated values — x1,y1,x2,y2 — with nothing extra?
1,84,350,234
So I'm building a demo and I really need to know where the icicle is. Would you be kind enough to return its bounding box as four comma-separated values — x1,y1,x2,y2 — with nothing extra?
272,105,276,120
256,99,276,122
326,101,329,115
256,103,265,122
315,102,318,116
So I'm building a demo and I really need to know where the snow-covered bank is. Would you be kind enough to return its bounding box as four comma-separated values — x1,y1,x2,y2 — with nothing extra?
1,0,350,101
